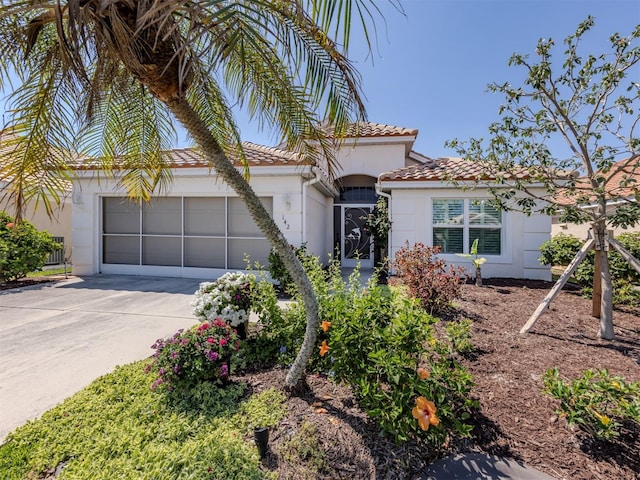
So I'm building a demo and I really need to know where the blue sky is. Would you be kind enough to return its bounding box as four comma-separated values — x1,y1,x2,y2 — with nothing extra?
232,0,640,158
2,1,638,160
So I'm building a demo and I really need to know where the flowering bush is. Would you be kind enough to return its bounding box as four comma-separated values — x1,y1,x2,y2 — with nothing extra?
191,272,255,327
391,242,467,314
148,319,240,391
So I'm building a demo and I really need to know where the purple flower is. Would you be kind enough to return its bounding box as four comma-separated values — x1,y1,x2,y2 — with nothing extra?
206,350,219,361
151,378,163,390
170,352,178,359
181,338,190,346
219,364,229,378
173,365,180,374
280,346,287,354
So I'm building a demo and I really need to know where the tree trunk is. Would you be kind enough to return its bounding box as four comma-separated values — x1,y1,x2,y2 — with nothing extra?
593,221,614,340
165,96,319,387
592,248,601,318
475,266,482,287
598,248,614,339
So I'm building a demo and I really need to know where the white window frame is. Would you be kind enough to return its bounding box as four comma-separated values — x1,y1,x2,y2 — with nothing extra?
432,198,504,256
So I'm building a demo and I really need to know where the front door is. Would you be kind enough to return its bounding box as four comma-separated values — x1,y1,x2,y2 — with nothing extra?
341,205,374,268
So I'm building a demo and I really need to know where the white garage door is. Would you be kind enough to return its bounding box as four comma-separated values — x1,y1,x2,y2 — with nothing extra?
101,196,272,277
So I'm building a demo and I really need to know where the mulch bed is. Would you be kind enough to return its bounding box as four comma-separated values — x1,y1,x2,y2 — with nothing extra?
0,278,55,290
239,279,640,480
5,276,639,479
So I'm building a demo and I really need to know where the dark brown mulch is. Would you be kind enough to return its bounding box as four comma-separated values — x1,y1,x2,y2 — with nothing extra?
0,277,55,290
238,279,640,480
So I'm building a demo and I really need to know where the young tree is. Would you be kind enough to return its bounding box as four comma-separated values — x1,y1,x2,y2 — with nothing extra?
0,0,400,387
446,18,640,339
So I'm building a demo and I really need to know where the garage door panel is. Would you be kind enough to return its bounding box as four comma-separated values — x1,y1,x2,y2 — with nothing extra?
143,198,182,235
142,237,182,266
184,198,225,236
103,236,140,264
228,239,270,269
184,238,225,268
103,198,140,234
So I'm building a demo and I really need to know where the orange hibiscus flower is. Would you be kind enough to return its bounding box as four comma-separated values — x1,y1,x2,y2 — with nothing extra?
412,396,440,431
321,321,332,332
319,340,330,357
417,367,430,380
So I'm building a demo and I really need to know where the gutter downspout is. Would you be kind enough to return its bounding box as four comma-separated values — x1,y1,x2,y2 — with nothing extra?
302,166,322,244
375,177,392,262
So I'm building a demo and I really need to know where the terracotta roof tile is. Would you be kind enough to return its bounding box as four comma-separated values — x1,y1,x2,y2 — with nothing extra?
72,142,304,170
379,157,531,182
554,156,639,205
341,122,418,138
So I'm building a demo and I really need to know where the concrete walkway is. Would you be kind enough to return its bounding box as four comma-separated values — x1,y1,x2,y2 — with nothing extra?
0,275,202,442
418,452,557,479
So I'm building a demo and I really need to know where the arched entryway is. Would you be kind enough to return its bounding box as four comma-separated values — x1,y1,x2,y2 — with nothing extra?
333,175,377,268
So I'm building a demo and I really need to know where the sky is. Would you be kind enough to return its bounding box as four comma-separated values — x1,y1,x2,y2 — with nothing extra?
2,0,638,160
231,0,640,158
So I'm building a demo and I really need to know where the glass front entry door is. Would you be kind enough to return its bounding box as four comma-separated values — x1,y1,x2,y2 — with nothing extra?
341,205,374,268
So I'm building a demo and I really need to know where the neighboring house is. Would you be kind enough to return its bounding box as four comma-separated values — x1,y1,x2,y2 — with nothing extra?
551,156,640,239
0,131,72,263
70,122,551,280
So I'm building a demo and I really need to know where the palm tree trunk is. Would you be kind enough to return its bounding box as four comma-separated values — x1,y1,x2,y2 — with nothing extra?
165,96,319,388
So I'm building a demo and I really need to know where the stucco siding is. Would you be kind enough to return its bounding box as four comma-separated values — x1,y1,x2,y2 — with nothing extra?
304,184,331,258
72,171,309,277
388,187,551,280
335,143,407,179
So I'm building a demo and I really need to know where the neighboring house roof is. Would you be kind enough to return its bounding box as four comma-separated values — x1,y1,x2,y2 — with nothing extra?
554,156,639,206
379,157,531,182
0,130,73,192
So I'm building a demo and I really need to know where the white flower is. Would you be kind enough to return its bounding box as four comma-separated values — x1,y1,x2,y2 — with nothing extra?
192,272,255,326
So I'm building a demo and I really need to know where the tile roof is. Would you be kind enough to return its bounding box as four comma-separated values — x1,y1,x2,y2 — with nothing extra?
0,131,73,191
341,122,418,139
72,142,304,170
379,157,531,182
554,156,639,205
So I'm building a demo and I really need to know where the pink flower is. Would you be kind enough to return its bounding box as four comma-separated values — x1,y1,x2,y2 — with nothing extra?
206,337,217,344
219,338,228,346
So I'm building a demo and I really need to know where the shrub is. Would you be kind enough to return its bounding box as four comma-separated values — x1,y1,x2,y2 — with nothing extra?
0,212,62,282
148,319,240,391
543,367,640,440
251,254,477,445
266,243,312,293
539,233,584,267
191,272,255,327
391,242,467,314
539,232,640,306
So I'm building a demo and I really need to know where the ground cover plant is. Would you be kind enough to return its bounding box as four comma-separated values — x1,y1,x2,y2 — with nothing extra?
0,362,285,480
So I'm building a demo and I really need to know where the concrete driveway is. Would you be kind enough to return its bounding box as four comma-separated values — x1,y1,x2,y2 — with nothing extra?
0,275,203,442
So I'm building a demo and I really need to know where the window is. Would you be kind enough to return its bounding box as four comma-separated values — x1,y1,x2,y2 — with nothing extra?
432,199,502,255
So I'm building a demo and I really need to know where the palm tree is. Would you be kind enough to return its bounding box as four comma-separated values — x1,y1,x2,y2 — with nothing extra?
0,0,399,388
